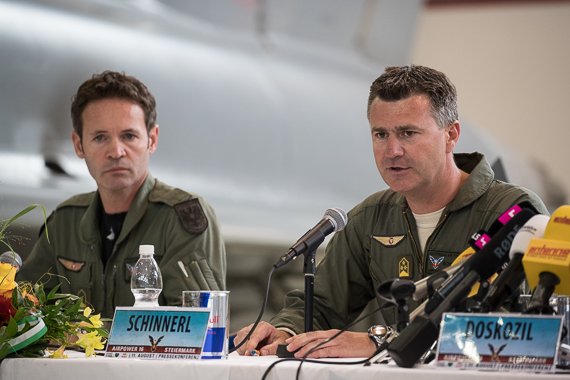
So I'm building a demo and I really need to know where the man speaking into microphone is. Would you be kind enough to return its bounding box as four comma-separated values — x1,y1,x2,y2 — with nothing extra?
234,65,548,358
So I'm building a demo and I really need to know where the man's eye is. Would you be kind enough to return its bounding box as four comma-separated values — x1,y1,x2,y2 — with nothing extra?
375,132,387,139
404,131,416,137
125,134,135,140
94,135,104,142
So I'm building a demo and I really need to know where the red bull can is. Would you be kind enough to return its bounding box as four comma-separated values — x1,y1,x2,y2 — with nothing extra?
183,291,229,359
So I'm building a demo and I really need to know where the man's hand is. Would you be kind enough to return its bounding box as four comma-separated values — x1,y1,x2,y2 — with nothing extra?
285,330,376,358
233,321,291,356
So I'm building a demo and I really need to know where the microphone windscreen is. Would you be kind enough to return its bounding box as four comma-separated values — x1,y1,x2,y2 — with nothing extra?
324,208,347,232
544,205,570,241
510,214,550,259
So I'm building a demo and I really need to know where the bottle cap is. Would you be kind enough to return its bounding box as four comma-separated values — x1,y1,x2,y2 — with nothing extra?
139,245,154,255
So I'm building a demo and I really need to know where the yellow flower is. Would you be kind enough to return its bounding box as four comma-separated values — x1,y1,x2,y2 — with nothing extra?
80,307,103,328
76,331,106,358
47,345,68,359
0,263,17,296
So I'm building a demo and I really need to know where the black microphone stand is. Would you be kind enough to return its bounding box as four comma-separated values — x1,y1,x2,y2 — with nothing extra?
304,249,316,332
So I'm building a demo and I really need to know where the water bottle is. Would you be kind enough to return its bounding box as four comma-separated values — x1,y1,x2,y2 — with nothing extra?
131,245,163,307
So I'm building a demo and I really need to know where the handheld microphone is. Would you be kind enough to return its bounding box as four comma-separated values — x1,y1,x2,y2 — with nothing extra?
479,214,550,312
387,206,537,368
522,205,570,314
273,208,347,269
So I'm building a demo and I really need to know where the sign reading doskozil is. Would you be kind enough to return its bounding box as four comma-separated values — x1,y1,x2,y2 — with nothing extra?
105,307,211,360
436,313,563,372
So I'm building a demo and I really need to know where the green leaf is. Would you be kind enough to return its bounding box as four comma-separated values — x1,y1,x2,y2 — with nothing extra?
5,317,18,338
46,284,62,301
14,307,25,321
0,342,10,361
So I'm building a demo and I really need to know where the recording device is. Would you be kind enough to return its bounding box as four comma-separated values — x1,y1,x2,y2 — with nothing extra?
387,206,537,368
478,214,550,312
273,207,347,269
523,206,570,314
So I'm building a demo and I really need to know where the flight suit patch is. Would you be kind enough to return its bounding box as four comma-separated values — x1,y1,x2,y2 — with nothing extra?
174,199,208,234
425,251,458,276
397,255,412,278
57,257,85,272
372,235,406,247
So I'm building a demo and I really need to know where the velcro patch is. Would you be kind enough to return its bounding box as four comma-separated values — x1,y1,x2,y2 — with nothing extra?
174,198,208,234
57,257,85,272
372,235,406,247
397,254,413,278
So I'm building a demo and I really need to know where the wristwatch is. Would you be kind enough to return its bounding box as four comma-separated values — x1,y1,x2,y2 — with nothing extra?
368,325,388,349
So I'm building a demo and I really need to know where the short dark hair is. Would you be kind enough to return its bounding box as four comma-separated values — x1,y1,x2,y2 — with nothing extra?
71,71,157,139
367,65,458,128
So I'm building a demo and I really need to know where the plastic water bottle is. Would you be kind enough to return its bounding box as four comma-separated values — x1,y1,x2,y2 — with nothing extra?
131,245,163,307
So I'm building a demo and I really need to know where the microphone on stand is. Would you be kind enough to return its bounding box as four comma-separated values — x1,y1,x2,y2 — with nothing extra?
523,206,570,314
387,205,537,368
273,207,347,269
478,214,550,312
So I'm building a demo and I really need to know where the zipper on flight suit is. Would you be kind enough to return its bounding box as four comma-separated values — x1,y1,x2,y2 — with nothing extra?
419,213,449,277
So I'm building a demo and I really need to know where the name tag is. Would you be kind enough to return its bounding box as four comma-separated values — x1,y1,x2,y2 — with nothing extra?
436,312,563,372
105,307,210,360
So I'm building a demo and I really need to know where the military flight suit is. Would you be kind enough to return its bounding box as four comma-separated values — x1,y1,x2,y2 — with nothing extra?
270,152,548,331
17,173,226,318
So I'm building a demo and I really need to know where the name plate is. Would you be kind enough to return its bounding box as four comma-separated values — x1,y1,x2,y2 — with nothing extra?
436,312,563,372
105,307,210,360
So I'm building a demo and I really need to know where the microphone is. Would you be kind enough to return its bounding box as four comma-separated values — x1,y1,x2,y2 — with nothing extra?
273,208,347,269
478,214,550,312
522,205,570,314
387,206,537,368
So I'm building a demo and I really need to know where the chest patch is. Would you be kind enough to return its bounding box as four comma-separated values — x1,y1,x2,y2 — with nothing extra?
429,256,444,269
372,235,405,247
174,198,208,234
57,257,85,272
398,256,412,278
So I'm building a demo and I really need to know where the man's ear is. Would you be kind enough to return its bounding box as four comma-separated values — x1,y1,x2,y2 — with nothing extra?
72,130,84,159
148,124,159,154
446,121,461,153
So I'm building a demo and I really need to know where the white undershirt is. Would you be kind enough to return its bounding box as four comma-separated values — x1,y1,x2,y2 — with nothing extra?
412,207,445,253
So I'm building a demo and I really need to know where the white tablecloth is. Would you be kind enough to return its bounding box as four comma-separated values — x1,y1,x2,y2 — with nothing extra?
1,351,569,380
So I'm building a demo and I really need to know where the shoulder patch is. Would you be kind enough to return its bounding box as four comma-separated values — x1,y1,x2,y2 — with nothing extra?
174,199,208,234
372,235,406,247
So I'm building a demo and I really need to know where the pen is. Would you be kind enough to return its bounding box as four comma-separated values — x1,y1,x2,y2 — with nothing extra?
177,261,189,277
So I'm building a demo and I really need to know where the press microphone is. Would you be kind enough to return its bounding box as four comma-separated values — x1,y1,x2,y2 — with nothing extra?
522,205,570,314
478,214,550,312
387,206,537,368
273,208,347,269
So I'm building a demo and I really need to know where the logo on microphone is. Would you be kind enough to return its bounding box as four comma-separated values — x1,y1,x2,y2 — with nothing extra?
429,256,444,269
553,216,570,226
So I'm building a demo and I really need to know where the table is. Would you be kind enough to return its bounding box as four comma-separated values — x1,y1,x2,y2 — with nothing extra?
1,351,570,380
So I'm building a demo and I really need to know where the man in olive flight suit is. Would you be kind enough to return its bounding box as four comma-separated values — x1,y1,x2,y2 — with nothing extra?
17,71,226,318
233,65,548,359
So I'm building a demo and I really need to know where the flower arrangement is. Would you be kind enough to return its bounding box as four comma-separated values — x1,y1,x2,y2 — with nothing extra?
0,205,108,360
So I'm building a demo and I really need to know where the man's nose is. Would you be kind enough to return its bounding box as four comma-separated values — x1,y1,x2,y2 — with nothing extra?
385,136,404,158
107,138,126,159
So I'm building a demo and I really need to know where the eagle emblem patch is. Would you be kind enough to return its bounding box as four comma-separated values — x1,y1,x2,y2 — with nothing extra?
429,256,444,269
